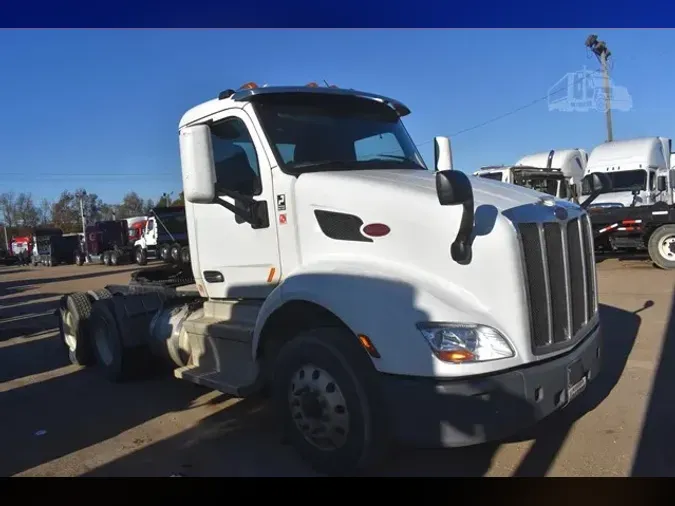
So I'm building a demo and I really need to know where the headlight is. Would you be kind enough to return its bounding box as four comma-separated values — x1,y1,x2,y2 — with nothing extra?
416,323,514,363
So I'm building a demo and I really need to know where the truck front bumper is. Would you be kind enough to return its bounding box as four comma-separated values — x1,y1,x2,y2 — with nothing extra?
378,323,602,448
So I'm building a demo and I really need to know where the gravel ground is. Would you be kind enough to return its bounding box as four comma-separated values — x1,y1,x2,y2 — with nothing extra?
0,257,673,477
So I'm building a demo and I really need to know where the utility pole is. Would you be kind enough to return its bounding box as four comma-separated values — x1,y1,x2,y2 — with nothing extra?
79,192,87,235
162,192,173,207
585,34,613,142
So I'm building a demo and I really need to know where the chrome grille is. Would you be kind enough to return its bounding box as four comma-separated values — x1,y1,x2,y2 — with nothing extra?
518,215,596,355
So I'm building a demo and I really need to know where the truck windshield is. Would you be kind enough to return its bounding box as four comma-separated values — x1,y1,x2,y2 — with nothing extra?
477,172,503,181
513,174,562,197
582,169,646,195
253,94,427,174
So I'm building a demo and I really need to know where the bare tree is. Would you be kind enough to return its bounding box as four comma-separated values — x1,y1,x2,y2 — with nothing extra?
0,192,17,228
15,193,39,227
118,192,145,219
38,198,52,225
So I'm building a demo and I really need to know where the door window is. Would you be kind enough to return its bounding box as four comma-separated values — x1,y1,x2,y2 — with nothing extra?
210,118,262,196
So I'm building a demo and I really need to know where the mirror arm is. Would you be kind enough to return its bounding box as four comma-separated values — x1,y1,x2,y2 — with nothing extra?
213,186,270,229
451,201,474,265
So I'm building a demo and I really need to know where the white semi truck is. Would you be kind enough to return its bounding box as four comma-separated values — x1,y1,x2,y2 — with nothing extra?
583,137,672,208
57,83,608,475
473,149,587,203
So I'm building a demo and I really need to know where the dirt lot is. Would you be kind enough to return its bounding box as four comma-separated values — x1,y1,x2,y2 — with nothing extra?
1,258,673,477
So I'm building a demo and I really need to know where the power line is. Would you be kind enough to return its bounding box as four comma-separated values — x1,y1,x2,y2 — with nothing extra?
419,68,604,145
3,70,605,182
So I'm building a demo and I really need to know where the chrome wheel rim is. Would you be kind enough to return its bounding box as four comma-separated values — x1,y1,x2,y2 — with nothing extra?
63,310,77,352
658,235,675,260
288,364,350,451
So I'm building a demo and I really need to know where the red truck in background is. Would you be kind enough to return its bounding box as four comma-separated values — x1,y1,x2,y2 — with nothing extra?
126,216,147,244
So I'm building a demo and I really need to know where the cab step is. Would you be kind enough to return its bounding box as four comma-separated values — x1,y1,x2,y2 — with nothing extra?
175,299,264,396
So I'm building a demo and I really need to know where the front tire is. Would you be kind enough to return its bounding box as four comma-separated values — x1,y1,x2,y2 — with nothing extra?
75,252,84,266
272,328,387,476
648,225,675,269
136,247,148,266
103,251,112,266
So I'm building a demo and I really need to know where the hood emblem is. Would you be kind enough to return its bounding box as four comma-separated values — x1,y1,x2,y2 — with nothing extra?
553,206,568,221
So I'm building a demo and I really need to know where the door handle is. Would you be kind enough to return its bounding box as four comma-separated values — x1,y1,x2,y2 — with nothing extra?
203,271,224,283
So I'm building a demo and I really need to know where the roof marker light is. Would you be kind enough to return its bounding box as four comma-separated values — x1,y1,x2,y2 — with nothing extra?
306,82,319,88
239,82,258,90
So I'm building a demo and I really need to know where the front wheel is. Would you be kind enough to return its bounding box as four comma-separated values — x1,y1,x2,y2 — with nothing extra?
103,251,112,266
135,247,148,266
272,328,387,476
648,225,675,269
110,251,120,266
75,252,84,266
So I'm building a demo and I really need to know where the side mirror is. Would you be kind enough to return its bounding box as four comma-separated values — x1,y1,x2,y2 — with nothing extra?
436,170,474,265
434,136,453,172
179,125,216,204
657,176,667,192
580,172,612,209
436,169,473,206
670,169,675,189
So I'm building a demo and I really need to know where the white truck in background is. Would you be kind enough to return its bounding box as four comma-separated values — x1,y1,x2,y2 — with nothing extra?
134,206,191,266
57,83,609,475
473,148,587,203
582,137,672,208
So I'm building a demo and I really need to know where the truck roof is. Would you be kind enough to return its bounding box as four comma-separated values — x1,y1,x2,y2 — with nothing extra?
515,149,586,181
179,85,411,129
587,137,668,172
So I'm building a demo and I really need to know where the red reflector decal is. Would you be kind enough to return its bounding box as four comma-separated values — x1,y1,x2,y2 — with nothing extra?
362,223,390,237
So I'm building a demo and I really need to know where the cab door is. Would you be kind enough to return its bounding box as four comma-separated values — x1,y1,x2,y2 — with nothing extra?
190,108,281,299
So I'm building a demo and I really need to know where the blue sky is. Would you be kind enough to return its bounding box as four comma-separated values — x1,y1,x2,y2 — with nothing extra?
0,29,673,205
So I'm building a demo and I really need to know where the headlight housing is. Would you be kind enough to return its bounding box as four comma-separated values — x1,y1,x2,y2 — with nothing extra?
416,323,514,363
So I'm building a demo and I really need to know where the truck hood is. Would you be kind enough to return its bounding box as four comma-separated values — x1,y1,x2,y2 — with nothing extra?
588,190,649,208
291,168,583,368
296,168,560,213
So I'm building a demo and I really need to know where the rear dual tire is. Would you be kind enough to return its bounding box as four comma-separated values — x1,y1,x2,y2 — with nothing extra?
58,289,112,366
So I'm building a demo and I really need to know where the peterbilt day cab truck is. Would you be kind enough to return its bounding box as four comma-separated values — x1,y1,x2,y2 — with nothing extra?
57,83,608,475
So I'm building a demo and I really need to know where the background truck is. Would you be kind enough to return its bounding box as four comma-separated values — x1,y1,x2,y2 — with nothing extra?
75,220,133,266
56,83,608,475
134,206,190,266
473,148,586,203
582,137,672,208
31,228,80,267
126,216,148,245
